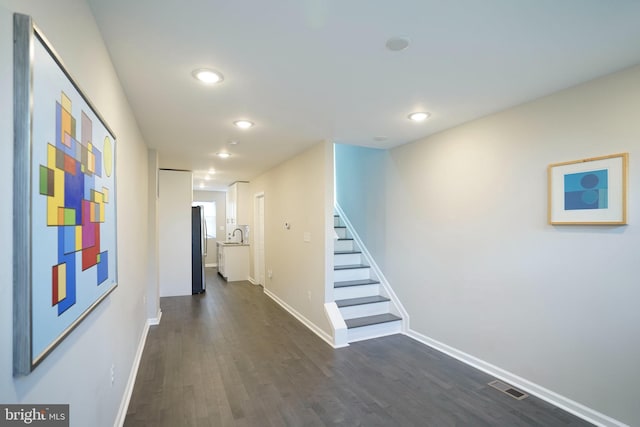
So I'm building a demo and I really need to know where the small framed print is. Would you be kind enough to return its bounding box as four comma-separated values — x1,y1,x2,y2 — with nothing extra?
548,153,628,225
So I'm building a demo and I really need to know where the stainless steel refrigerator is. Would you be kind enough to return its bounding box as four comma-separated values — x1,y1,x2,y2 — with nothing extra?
191,205,207,294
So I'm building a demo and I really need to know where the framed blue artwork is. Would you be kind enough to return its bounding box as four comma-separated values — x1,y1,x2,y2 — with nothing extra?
13,14,118,375
548,153,628,225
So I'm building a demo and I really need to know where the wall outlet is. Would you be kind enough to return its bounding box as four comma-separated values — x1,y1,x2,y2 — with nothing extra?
110,363,115,386
268,268,273,279
307,291,311,301
303,232,311,242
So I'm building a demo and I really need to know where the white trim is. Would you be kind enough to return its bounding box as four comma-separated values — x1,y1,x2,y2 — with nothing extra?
148,309,162,326
114,319,150,427
205,263,217,268
324,302,349,348
263,287,339,348
334,204,410,331
247,276,259,285
406,329,628,427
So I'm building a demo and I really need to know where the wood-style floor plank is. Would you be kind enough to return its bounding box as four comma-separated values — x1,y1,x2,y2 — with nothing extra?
125,269,592,427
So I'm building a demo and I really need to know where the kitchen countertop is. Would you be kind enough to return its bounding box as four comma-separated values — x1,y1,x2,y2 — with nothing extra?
217,241,250,247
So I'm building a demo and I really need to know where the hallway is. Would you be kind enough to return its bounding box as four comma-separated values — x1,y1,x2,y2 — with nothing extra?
124,269,591,426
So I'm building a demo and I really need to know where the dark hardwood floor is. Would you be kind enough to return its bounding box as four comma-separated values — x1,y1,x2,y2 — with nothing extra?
124,268,592,427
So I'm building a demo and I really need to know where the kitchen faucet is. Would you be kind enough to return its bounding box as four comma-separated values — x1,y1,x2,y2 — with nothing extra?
232,228,244,243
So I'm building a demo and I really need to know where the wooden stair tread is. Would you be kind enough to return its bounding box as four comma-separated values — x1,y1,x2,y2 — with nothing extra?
337,237,353,241
334,250,362,255
336,295,390,307
334,279,380,288
345,313,401,329
334,264,369,270
334,225,346,229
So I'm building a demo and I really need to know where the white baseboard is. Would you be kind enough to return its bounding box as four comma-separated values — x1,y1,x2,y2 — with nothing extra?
263,287,338,348
406,329,628,427
148,309,162,326
114,319,150,427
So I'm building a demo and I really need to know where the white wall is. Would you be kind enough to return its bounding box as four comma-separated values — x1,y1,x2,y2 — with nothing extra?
335,144,389,270
0,1,150,426
193,190,226,266
158,170,192,297
249,141,334,341
337,65,640,426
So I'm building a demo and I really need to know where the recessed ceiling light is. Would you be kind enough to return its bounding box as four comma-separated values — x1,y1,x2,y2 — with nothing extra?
208,168,216,174
192,68,224,84
228,140,239,145
217,152,231,159
234,120,254,129
386,37,410,52
408,112,430,122
199,182,205,188
205,175,211,180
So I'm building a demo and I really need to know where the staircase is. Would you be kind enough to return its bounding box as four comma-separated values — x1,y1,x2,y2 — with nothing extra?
333,214,402,343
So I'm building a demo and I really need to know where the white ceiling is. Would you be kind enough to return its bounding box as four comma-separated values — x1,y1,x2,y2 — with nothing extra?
87,0,640,191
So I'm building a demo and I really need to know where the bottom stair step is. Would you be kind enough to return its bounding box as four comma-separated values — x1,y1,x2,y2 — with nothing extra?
345,313,401,329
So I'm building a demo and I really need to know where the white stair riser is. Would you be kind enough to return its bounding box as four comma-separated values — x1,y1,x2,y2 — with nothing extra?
334,227,348,238
334,267,371,282
339,301,390,320
334,217,341,227
333,284,380,300
334,252,362,266
347,320,402,343
334,239,354,252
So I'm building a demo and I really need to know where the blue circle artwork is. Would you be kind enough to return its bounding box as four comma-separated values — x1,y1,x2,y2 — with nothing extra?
580,173,599,189
564,169,607,210
581,189,599,205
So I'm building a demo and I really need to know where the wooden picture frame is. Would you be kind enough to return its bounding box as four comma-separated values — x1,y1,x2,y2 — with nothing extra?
547,153,628,225
13,14,118,375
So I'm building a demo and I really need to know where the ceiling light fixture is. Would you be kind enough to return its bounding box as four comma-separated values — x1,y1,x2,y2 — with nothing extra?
228,140,238,145
233,120,254,129
386,37,410,52
408,112,430,122
192,68,224,84
208,168,216,174
217,152,231,159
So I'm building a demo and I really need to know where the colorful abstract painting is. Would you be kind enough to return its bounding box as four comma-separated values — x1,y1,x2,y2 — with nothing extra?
13,14,118,374
40,92,114,316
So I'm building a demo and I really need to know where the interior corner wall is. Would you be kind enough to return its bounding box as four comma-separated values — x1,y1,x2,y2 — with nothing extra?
335,144,389,271
158,169,193,297
193,189,226,265
147,150,160,320
382,65,640,426
0,1,151,426
249,141,333,337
